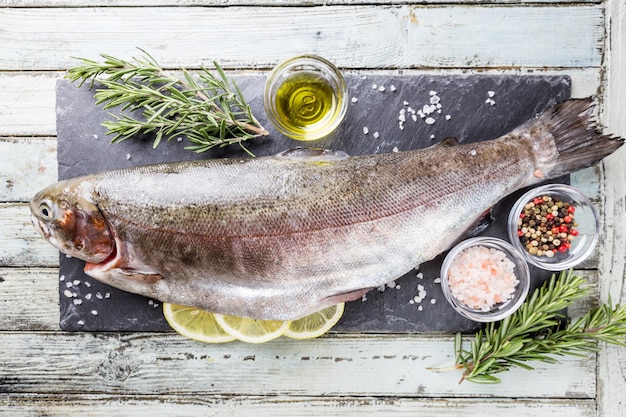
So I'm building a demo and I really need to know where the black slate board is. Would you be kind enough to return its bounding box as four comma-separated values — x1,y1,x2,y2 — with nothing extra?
55,74,571,332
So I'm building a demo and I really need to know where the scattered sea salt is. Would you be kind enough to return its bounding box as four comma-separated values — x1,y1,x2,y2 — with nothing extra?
72,280,81,286
488,90,496,98
65,282,73,288
90,310,98,316
434,277,441,284
403,100,410,106
63,289,74,298
59,275,65,282
416,272,424,280
392,146,399,153
425,117,436,125
430,299,437,304
390,85,397,92
96,292,103,300
445,114,451,120
84,281,91,288
85,293,92,300
363,127,369,135
105,293,111,299
469,149,477,156
177,137,183,142
126,153,132,160
418,305,423,311
378,85,385,92
77,320,85,326
373,131,380,139
351,97,358,103
372,83,378,90
73,299,83,305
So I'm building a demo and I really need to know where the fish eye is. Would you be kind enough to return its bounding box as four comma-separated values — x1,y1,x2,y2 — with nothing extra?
39,201,54,220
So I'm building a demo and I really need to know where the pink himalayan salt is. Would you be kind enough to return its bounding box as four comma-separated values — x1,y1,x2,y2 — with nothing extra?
448,245,519,312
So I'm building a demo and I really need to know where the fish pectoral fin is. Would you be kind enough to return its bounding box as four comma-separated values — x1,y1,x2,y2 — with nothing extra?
119,268,164,284
324,288,370,305
467,208,495,237
438,137,460,147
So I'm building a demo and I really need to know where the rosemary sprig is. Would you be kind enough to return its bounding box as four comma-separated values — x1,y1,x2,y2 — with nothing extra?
66,50,268,155
452,270,626,384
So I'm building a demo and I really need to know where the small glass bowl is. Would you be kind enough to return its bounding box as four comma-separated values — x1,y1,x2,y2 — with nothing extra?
440,237,530,322
263,55,348,141
507,184,599,271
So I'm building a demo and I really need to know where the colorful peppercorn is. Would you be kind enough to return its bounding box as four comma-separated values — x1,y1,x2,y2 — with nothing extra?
517,194,579,258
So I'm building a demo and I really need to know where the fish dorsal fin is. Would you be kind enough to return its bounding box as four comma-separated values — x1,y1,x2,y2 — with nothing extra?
275,147,350,162
438,137,460,147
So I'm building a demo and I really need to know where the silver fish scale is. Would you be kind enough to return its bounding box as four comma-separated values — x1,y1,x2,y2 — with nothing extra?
86,139,535,319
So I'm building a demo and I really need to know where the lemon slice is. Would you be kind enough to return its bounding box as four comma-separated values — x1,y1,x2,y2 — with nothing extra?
213,313,290,344
163,303,236,343
284,303,345,339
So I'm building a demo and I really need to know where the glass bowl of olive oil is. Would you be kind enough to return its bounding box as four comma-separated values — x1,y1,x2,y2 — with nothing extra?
264,55,348,141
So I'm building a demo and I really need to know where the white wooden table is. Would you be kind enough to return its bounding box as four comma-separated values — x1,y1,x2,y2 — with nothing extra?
1,1,625,415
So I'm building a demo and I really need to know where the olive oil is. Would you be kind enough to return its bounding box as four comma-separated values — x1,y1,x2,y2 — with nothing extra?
264,55,347,141
273,72,339,138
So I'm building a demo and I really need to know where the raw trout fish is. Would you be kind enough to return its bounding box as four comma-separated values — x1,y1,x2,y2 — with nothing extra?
31,99,623,320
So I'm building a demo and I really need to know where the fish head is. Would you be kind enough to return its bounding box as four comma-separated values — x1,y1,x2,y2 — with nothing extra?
30,177,115,263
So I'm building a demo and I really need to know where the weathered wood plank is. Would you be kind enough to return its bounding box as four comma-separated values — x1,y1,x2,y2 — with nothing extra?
0,73,58,136
0,137,58,203
0,332,596,397
0,69,602,138
0,267,598,332
0,268,59,331
0,0,603,6
0,394,598,417
0,203,59,268
0,154,603,268
597,0,626,415
0,6,603,71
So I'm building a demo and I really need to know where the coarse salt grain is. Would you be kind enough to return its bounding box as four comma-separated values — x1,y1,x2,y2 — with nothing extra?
447,245,518,312
363,127,369,135
373,132,380,139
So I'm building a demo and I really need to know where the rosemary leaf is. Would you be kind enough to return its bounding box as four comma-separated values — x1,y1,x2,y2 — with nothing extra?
454,270,626,384
66,50,269,154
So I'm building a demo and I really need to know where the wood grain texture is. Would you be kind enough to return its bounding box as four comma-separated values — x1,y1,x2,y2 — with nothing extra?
0,73,58,136
0,0,603,6
0,332,596,397
0,268,59,331
0,6,604,71
597,0,626,415
0,2,624,415
0,265,599,331
0,395,598,417
0,137,58,203
0,203,59,268
0,70,601,138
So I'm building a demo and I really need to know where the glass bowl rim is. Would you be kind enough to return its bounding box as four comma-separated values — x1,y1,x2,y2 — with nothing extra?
506,183,599,271
440,236,531,322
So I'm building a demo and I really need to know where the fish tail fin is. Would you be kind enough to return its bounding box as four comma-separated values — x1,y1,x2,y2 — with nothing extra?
523,98,624,178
